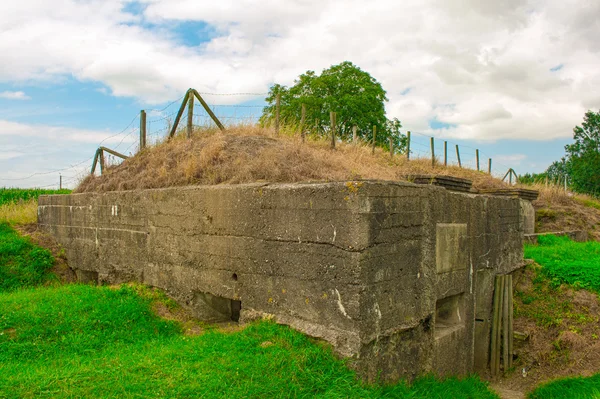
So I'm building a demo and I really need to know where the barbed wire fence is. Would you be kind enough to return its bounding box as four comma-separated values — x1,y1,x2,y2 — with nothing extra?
1,86,543,190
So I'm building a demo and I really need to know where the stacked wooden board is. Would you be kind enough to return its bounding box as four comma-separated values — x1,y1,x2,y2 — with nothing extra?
479,188,539,201
405,175,473,193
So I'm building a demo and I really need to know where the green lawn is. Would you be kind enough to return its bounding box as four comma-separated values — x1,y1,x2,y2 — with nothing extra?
524,235,600,398
0,223,499,399
524,234,600,293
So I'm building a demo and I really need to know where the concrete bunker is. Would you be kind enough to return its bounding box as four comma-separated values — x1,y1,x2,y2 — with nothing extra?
38,180,526,382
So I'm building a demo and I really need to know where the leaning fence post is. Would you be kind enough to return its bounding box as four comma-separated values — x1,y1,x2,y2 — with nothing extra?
140,110,147,150
275,93,281,136
187,91,194,139
430,137,435,167
407,131,411,160
456,145,462,168
372,125,377,155
330,111,336,149
300,103,306,143
476,149,480,171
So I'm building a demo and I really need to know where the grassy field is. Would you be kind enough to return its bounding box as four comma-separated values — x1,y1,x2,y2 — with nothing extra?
0,221,499,399
0,188,71,225
524,235,600,398
524,235,600,293
0,188,71,205
0,223,54,291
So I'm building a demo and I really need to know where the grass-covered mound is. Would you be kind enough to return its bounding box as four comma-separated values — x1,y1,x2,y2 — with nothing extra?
76,126,506,193
0,222,54,291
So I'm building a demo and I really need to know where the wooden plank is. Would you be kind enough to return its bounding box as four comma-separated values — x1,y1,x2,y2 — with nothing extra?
503,275,510,373
192,90,225,131
99,146,129,160
491,275,503,376
508,274,514,369
187,92,194,138
169,90,190,138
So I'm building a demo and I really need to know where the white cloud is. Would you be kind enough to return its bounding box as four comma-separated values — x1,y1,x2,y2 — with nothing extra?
0,91,30,100
0,0,599,141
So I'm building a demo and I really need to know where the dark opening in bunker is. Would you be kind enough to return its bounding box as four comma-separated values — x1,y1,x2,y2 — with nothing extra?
192,291,241,323
434,293,465,339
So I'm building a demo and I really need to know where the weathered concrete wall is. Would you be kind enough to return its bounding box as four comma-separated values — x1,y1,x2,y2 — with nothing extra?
38,181,524,381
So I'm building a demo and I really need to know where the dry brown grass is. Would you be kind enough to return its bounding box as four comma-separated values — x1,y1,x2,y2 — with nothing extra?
76,125,507,193
74,125,600,239
0,199,38,225
532,184,600,240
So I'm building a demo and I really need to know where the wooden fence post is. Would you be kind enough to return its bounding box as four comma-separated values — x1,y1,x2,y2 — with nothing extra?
59,174,62,190
372,125,376,155
456,145,462,168
330,111,336,149
352,125,357,144
275,93,281,136
407,131,411,160
300,103,306,143
488,158,492,174
389,137,393,157
168,90,190,139
476,149,480,171
430,137,435,167
187,91,194,139
444,141,447,166
99,149,106,175
140,110,147,150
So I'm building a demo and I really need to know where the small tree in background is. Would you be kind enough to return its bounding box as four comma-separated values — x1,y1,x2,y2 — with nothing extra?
564,110,600,195
260,61,407,153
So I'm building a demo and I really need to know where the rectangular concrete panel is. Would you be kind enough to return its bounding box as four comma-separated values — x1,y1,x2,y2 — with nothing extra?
436,224,468,274
38,181,524,382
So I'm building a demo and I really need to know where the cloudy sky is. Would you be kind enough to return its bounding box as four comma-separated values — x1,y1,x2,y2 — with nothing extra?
1,0,599,188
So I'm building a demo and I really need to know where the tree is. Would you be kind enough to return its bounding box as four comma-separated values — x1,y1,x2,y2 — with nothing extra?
260,61,407,153
563,110,600,195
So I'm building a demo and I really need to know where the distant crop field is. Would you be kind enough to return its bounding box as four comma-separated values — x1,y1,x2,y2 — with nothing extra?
0,188,71,206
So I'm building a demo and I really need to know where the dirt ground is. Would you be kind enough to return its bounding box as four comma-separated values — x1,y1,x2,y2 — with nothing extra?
489,265,600,397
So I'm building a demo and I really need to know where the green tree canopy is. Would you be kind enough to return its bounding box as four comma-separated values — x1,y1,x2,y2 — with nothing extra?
563,110,600,195
260,61,407,152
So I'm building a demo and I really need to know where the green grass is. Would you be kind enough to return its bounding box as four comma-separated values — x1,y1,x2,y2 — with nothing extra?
0,223,54,292
524,235,600,293
0,284,498,399
529,374,600,399
0,188,71,206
